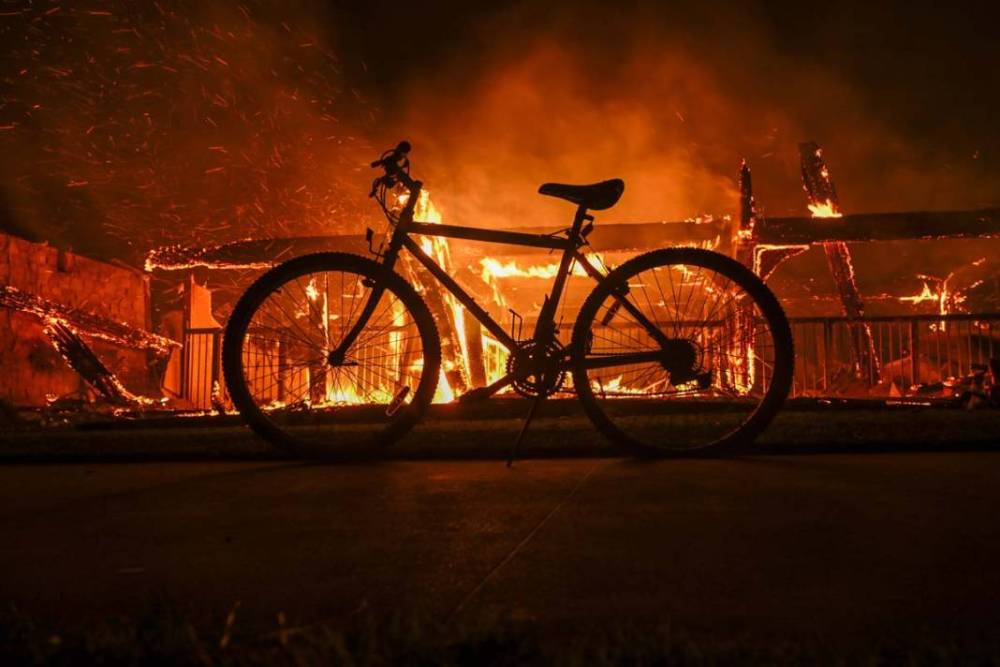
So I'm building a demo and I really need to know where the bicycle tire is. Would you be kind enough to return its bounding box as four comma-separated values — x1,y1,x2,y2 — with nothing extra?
222,252,441,459
571,248,793,456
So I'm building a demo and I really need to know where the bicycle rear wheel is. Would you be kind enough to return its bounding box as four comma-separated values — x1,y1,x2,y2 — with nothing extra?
222,252,440,458
571,248,793,456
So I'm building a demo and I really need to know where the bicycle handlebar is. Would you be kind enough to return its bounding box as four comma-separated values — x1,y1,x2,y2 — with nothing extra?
369,140,419,200
370,140,411,170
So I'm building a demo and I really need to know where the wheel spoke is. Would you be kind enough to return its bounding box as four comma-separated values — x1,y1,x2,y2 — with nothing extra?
574,250,792,454
224,258,440,455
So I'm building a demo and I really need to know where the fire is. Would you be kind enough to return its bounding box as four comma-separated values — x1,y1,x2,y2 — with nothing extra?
405,190,540,400
144,244,275,273
898,273,967,331
411,190,475,403
304,278,320,302
899,281,936,305
479,253,605,282
595,374,670,397
807,199,843,218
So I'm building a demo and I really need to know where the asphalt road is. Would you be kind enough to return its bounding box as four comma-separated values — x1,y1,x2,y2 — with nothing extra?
2,451,1000,647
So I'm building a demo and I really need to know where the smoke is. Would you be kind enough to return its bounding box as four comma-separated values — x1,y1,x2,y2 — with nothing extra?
383,3,999,227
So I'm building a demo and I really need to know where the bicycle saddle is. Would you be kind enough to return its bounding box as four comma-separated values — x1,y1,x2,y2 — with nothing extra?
538,178,624,211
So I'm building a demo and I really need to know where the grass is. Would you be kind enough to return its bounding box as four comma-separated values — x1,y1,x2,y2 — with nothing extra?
4,603,999,666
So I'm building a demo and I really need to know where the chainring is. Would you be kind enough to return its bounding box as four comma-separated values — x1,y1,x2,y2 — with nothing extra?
506,340,568,398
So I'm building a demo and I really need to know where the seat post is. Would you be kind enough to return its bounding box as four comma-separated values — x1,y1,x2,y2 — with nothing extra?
533,205,589,346
569,205,589,243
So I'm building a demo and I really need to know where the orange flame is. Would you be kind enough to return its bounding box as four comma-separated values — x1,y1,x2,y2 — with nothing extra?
807,199,843,218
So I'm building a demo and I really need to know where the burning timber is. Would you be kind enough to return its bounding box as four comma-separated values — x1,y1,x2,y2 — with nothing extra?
799,142,879,382
754,209,1000,244
0,286,177,408
144,208,1000,278
0,286,177,355
145,221,727,272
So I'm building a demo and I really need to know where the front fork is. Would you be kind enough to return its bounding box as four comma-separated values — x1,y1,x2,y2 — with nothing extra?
328,187,416,365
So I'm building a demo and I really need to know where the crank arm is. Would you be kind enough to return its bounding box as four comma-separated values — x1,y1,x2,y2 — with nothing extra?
458,372,516,403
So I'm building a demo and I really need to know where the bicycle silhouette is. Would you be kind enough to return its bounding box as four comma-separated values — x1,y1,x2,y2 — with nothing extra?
223,142,793,459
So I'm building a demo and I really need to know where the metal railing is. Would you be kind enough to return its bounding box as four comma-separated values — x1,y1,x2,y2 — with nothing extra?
789,313,1000,397
181,327,222,409
180,314,1000,406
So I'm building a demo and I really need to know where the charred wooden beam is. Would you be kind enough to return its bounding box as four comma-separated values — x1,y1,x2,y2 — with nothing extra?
800,142,879,383
455,266,489,388
800,142,840,209
145,221,728,272
43,320,131,405
735,159,756,269
755,208,1000,244
145,236,369,272
734,160,808,281
739,159,754,230
147,207,1000,274
753,245,810,282
0,285,178,354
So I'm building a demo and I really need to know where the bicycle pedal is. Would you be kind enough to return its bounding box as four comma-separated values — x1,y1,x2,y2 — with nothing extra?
385,386,410,416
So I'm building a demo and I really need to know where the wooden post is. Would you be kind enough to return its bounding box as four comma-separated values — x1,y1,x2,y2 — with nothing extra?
800,142,880,384
737,159,807,280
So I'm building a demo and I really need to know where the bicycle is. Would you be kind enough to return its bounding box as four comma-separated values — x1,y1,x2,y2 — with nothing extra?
222,141,794,459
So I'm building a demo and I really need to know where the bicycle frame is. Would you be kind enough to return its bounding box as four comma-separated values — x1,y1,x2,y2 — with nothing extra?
331,180,674,398
399,217,593,348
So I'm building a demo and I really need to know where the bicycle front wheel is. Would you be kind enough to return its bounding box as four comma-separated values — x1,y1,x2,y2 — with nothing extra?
571,248,793,456
222,253,440,458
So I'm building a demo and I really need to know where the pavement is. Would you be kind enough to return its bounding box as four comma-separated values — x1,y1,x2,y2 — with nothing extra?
3,450,1000,646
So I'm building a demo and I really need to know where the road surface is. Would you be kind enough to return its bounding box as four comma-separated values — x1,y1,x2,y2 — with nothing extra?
2,451,999,647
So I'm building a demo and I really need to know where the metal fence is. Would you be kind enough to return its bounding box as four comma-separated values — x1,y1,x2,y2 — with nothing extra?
181,314,1000,406
181,327,222,409
789,313,1000,397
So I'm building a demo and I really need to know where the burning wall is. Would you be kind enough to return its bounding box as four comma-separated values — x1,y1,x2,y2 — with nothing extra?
0,232,157,406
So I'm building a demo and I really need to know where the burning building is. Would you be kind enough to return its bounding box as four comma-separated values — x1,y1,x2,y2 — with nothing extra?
2,2,999,412
145,142,1000,408
0,230,173,408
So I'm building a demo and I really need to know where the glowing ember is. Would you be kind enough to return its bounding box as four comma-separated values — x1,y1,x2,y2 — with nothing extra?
595,374,670,397
898,273,969,330
1,3,374,265
144,246,275,273
898,281,937,305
